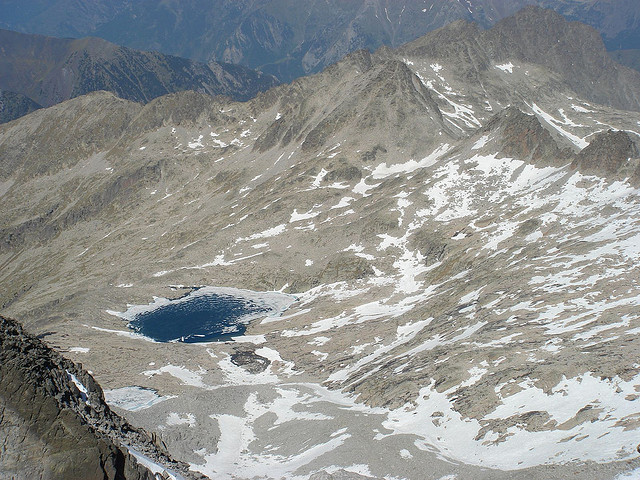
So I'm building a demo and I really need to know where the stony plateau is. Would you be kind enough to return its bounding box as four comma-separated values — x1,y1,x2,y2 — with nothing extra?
1,7,640,480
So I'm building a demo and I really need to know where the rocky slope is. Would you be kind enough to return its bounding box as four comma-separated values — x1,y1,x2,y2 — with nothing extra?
0,315,200,480
0,28,277,114
1,7,640,480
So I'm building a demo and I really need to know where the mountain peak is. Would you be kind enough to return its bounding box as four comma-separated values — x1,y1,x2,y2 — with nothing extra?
399,6,640,112
252,49,451,159
480,106,571,166
573,129,640,179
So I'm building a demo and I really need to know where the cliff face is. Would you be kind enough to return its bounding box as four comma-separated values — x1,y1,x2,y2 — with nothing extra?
0,315,198,480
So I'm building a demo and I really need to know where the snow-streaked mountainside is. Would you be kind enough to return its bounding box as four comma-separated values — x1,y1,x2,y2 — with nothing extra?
1,7,640,480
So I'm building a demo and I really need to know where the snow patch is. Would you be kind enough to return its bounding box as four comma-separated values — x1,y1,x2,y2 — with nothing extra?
105,386,170,411
69,347,90,353
372,144,452,179
495,62,514,74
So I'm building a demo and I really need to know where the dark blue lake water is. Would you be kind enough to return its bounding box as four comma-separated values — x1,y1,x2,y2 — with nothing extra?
117,287,295,343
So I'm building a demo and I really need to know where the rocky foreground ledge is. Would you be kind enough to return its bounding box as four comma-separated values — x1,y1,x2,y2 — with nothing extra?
0,315,204,480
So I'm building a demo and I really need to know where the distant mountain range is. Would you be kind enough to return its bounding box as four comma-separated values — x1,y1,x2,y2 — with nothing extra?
0,28,277,123
1,0,639,82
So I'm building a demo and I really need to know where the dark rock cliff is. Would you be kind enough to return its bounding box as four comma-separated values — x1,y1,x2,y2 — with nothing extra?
0,315,203,480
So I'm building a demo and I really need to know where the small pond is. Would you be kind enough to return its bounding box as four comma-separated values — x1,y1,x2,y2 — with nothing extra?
109,286,296,343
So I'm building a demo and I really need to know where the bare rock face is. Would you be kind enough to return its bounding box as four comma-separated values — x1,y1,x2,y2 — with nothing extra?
573,129,640,178
481,106,572,166
399,6,640,112
230,348,271,374
488,6,640,111
0,315,199,480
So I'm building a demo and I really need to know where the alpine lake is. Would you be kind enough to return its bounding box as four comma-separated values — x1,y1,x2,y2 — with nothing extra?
110,287,296,343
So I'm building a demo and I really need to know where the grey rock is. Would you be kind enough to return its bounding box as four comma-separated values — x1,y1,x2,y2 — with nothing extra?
573,129,640,178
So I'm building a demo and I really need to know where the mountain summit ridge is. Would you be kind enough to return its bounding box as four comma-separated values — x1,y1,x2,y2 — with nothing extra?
0,315,201,480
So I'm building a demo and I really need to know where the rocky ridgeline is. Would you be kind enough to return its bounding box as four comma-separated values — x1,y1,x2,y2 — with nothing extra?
0,315,204,480
480,108,640,179
0,28,278,124
398,6,640,112
478,106,573,166
573,129,640,178
3,0,638,82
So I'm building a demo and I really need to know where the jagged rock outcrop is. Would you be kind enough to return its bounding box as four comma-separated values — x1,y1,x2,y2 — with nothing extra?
480,106,572,166
573,129,640,178
0,315,202,480
398,6,640,112
230,348,270,374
